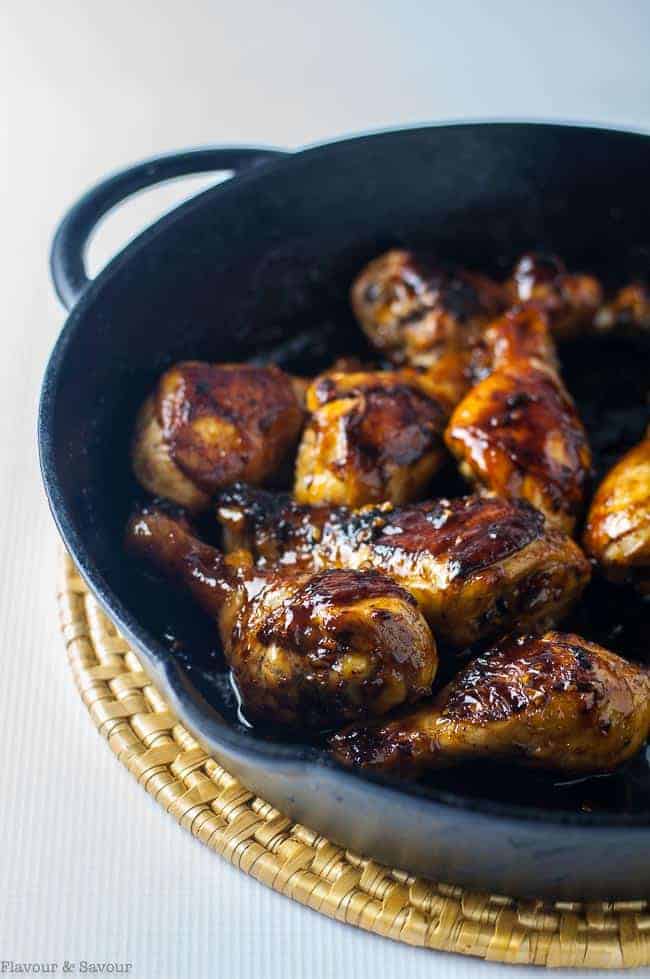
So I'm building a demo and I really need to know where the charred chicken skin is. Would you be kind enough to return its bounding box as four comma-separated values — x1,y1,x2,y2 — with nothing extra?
216,485,590,648
445,307,592,532
583,431,650,594
132,362,305,511
294,367,454,508
126,507,437,728
330,632,650,777
350,249,505,370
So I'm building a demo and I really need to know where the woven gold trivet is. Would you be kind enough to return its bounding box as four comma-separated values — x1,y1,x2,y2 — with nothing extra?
57,550,650,969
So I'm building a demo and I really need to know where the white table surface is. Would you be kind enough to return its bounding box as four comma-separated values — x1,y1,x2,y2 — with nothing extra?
2,1,650,975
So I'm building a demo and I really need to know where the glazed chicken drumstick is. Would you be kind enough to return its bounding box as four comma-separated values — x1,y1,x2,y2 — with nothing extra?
505,253,603,341
445,306,592,532
350,250,605,373
583,430,650,594
293,365,457,508
132,362,305,511
216,484,590,648
350,249,505,371
508,254,650,340
352,248,646,369
330,632,650,777
126,507,438,728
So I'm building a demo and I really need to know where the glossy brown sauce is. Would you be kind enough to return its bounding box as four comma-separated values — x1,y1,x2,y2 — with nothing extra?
256,568,418,663
441,634,612,724
135,331,649,814
403,257,491,322
158,362,302,492
217,487,548,582
368,496,545,575
327,383,445,470
447,362,591,523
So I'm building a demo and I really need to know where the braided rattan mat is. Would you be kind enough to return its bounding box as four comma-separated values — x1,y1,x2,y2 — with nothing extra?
57,550,650,969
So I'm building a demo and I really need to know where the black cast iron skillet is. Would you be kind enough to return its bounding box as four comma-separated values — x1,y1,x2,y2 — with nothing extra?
40,124,650,901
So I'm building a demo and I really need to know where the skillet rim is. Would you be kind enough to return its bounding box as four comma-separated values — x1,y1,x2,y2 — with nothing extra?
39,120,650,830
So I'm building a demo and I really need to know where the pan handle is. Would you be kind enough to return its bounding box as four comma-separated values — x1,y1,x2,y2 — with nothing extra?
50,146,289,310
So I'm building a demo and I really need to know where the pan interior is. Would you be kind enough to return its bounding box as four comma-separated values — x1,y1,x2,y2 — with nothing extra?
43,124,650,822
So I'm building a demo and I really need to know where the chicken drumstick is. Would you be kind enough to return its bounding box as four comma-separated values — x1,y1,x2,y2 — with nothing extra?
132,362,305,511
330,632,650,777
216,484,590,648
126,507,437,729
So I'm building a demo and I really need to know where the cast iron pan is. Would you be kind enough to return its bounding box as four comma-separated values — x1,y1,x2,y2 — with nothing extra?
39,124,650,900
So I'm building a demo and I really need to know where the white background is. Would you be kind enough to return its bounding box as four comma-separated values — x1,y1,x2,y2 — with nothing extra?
2,1,650,976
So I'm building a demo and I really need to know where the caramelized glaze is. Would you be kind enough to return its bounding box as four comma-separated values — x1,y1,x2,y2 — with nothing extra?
506,252,603,340
330,632,650,778
446,307,592,532
158,362,304,490
131,361,304,509
294,368,449,507
216,486,590,647
350,249,505,368
126,507,437,729
584,432,650,593
446,362,592,532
